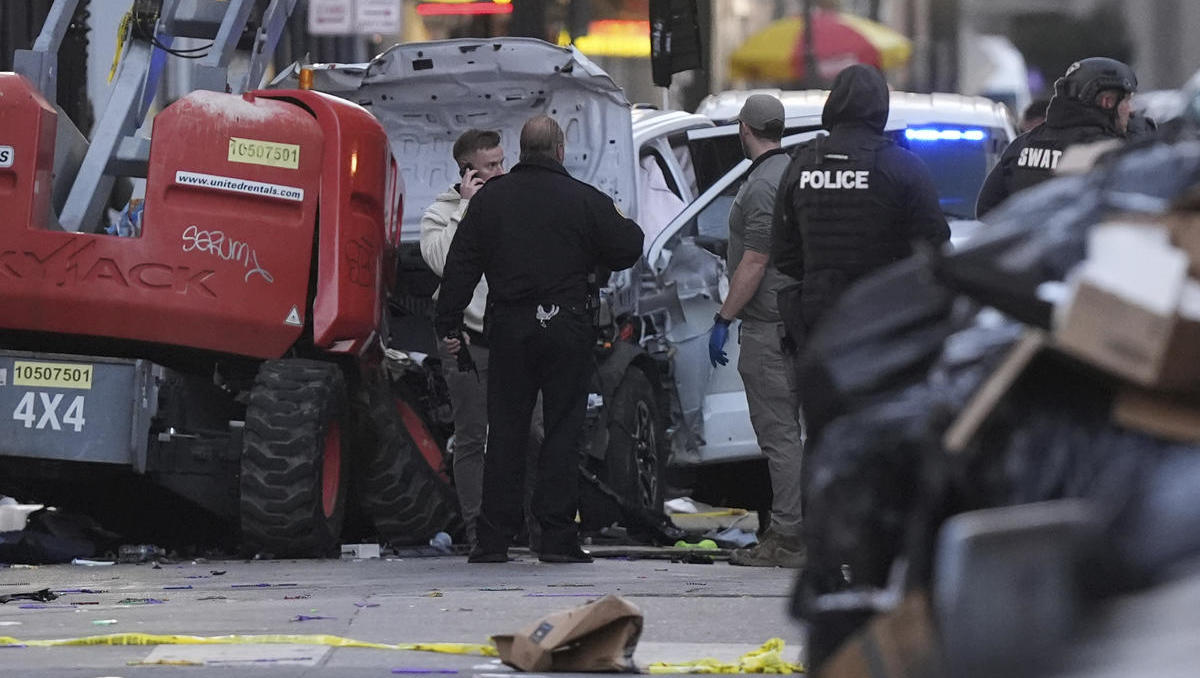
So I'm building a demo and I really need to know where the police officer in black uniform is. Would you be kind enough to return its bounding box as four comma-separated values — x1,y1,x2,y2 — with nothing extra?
773,64,949,342
436,115,644,564
976,57,1138,218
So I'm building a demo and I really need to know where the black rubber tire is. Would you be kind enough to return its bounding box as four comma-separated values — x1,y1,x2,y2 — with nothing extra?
240,359,349,558
358,379,463,546
583,368,667,530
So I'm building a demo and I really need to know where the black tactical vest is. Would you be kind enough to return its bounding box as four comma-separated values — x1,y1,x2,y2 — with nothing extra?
783,134,914,328
1006,123,1115,195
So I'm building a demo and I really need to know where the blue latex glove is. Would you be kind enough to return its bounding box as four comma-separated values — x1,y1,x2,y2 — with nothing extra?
709,321,730,367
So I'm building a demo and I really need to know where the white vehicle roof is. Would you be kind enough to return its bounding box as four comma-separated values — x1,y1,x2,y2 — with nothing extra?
630,108,714,147
696,88,1016,135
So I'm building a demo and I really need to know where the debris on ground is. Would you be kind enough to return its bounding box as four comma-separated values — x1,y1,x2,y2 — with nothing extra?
0,589,56,605
491,594,642,672
340,543,382,559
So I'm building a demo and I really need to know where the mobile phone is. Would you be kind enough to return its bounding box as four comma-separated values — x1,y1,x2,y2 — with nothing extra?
459,163,475,177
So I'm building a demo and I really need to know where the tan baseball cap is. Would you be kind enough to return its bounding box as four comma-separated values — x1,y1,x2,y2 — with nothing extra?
738,94,785,131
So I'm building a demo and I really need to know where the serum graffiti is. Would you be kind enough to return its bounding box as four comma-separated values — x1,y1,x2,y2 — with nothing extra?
181,225,274,284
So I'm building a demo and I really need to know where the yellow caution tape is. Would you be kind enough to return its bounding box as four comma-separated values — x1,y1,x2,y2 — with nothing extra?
107,8,132,83
647,638,805,674
0,633,496,657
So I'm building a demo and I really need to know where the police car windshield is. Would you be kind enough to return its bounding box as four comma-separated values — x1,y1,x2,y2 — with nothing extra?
904,127,994,219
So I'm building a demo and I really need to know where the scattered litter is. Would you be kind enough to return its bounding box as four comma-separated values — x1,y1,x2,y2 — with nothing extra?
708,526,758,549
647,638,803,674
492,594,642,672
285,594,312,600
70,559,114,567
290,615,336,622
163,585,193,590
118,544,165,564
546,583,595,588
18,604,74,609
91,620,119,626
185,575,208,579
117,598,165,606
74,601,99,605
0,632,497,656
664,497,707,514
673,539,718,550
428,532,453,555
0,622,21,626
477,587,522,592
392,669,459,674
232,583,270,588
53,588,106,594
425,591,443,598
0,589,56,604
210,570,226,576
354,601,380,608
524,593,599,598
197,596,227,601
341,543,381,559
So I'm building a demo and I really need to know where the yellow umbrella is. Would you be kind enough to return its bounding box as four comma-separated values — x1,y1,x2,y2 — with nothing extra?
731,10,912,83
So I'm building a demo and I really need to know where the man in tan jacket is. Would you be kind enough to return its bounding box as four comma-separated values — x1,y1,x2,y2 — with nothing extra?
420,129,510,550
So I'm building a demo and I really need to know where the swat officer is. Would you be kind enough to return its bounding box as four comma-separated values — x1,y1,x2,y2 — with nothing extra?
773,64,949,346
976,57,1139,218
436,115,644,564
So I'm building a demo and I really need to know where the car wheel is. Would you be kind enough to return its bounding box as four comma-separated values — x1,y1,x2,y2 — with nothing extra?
582,368,666,530
240,359,348,558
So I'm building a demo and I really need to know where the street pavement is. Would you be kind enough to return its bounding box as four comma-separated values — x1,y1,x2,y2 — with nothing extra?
0,547,805,676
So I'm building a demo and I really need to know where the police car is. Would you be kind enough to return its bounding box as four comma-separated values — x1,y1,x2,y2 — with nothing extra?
276,40,1016,522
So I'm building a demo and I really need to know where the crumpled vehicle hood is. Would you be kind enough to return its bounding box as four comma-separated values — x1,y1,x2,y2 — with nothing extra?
274,38,636,242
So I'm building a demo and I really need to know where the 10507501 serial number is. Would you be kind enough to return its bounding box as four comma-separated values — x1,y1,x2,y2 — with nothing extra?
12,361,93,389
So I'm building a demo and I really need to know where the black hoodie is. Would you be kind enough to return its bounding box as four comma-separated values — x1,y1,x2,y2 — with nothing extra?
975,78,1128,217
772,65,950,333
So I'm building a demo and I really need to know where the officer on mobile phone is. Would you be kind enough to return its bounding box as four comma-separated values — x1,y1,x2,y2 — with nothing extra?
420,129,510,551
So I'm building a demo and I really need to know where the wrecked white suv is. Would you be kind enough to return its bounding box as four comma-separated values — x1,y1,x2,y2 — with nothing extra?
277,38,1015,523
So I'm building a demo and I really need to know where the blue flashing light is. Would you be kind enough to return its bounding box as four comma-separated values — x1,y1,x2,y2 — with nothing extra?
905,128,988,142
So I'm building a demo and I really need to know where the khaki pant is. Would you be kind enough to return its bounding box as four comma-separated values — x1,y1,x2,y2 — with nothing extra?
737,319,805,539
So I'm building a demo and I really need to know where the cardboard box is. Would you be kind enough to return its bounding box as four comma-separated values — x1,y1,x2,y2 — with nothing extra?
491,594,643,673
1054,222,1200,391
1113,388,1200,442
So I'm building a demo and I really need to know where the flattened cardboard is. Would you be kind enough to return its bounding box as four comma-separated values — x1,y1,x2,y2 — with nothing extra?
491,594,643,673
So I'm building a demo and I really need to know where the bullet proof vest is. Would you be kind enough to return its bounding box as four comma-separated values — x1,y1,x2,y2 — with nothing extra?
782,135,915,328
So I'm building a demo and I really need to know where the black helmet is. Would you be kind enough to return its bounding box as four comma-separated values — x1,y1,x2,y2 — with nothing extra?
1057,57,1138,105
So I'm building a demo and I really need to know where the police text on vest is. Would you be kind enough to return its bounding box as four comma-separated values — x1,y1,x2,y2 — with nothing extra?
1016,147,1063,170
798,170,870,190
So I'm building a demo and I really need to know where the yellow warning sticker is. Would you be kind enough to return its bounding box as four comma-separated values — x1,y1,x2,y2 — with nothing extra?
228,137,301,170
